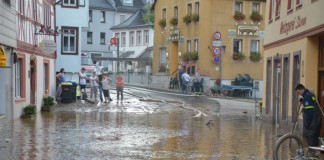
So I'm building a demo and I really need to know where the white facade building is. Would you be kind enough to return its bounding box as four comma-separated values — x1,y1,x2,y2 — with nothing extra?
55,0,89,81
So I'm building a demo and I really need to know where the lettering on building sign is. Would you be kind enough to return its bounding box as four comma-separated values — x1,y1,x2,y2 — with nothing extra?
280,16,307,35
0,48,7,67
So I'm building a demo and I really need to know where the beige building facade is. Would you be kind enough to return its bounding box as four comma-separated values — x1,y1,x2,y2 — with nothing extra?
152,0,266,98
263,0,324,133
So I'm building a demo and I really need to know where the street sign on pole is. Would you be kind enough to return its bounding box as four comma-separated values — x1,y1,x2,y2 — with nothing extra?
213,46,221,56
213,32,221,40
213,40,222,47
110,37,117,46
213,57,220,63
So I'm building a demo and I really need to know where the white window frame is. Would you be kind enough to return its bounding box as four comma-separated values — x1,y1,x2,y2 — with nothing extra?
160,48,167,64
115,33,120,44
15,59,21,98
252,2,260,13
120,14,126,23
129,31,134,46
233,39,242,54
101,11,105,23
62,27,78,54
63,0,77,7
137,31,142,45
124,0,132,4
87,32,92,44
100,32,105,45
194,39,199,52
250,40,260,53
121,32,126,47
144,30,149,45
235,1,243,13
187,40,192,52
89,10,92,22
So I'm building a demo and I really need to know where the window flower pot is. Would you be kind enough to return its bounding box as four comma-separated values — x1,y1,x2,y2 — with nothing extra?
183,14,192,25
232,52,245,61
159,19,166,28
250,52,262,62
233,11,245,21
250,11,263,22
169,17,178,27
192,14,199,23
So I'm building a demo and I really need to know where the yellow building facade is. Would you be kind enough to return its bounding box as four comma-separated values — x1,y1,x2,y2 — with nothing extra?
152,0,266,97
263,0,324,133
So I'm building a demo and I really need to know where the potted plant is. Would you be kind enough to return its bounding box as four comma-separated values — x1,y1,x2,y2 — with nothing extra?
42,95,57,111
159,19,166,28
250,11,262,22
21,104,36,118
232,52,245,61
158,64,167,72
190,51,199,61
183,14,191,25
169,17,178,27
192,14,199,23
181,52,191,62
250,52,262,62
233,11,245,21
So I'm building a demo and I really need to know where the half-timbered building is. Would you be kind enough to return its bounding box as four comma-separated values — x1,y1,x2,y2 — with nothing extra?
13,0,56,119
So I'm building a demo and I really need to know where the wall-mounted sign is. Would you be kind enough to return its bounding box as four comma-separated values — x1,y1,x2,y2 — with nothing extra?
280,16,307,35
213,40,222,47
169,29,180,40
213,46,221,56
213,32,221,40
0,48,7,67
38,40,56,54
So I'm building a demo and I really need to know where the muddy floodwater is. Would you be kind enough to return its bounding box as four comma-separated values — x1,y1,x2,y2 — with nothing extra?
0,88,311,160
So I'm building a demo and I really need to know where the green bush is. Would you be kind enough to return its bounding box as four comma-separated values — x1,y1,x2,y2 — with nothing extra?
43,96,56,106
24,104,36,115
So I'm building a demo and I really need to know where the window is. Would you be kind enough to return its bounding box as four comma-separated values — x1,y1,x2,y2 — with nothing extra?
144,30,149,45
43,3,51,27
43,61,49,95
129,31,134,46
101,11,105,23
115,33,120,43
160,48,167,64
235,1,243,13
269,0,274,21
137,31,142,45
195,2,199,14
174,6,178,18
250,40,259,53
275,0,281,18
62,27,78,55
89,10,92,22
233,39,242,54
120,15,126,23
100,32,105,44
87,32,92,44
252,2,260,13
187,3,192,15
62,0,78,7
194,39,199,52
121,32,126,46
18,0,25,15
296,0,302,7
187,40,192,52
162,8,166,19
4,0,11,6
124,0,132,4
15,55,25,99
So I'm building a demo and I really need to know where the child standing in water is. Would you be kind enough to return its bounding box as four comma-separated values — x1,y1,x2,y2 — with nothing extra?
116,73,124,102
90,72,98,101
101,72,112,103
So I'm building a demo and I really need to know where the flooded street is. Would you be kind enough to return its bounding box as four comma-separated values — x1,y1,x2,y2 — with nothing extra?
0,87,304,160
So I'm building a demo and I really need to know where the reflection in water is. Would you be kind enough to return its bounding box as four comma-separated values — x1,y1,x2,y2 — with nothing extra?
0,109,296,159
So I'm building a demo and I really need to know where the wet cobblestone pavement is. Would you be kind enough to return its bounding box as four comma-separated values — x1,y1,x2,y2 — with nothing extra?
0,87,322,160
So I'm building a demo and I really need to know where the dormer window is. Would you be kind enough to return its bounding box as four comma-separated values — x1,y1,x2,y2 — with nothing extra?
123,0,133,6
62,0,78,8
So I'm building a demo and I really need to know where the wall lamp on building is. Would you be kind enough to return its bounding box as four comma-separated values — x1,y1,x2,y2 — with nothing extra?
166,52,169,58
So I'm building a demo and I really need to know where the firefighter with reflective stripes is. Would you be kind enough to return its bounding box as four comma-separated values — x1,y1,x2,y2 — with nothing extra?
295,84,322,146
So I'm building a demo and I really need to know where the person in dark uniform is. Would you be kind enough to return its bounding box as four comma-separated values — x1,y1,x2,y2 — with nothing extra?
295,84,322,146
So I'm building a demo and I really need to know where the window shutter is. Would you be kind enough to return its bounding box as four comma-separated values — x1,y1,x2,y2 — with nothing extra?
287,0,291,10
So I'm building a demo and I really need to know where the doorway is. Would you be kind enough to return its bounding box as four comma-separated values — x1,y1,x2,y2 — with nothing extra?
30,60,36,104
272,56,281,125
318,38,324,135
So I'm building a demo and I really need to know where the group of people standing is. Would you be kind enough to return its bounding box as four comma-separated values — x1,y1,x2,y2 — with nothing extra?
178,67,201,94
56,67,124,103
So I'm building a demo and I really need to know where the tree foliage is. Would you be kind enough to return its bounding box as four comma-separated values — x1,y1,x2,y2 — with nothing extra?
143,4,155,28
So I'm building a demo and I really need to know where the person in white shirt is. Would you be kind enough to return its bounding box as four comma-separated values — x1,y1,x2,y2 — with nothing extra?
90,72,98,101
79,68,87,93
182,72,190,94
101,72,112,103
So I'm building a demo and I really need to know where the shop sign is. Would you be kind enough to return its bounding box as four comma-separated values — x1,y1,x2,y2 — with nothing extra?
39,40,56,54
280,16,307,35
0,48,6,67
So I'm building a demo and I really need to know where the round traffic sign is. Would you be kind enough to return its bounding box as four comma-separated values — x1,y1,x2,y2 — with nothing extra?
213,57,220,63
213,32,221,40
213,46,221,55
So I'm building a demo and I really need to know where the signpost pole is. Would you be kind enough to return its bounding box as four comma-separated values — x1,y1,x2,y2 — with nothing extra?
117,38,120,73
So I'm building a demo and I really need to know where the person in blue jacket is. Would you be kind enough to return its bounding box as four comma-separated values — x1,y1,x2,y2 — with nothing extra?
295,84,322,146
